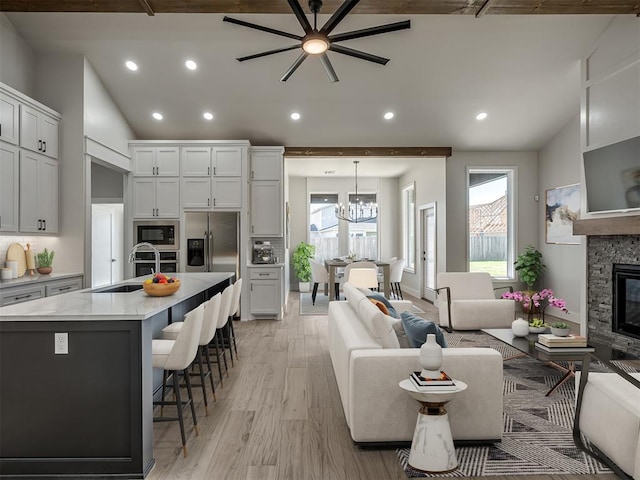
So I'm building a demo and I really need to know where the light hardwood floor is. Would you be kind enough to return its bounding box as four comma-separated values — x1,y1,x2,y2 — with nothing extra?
146,292,619,480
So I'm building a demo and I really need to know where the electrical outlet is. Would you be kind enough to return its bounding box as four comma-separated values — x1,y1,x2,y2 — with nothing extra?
54,332,68,355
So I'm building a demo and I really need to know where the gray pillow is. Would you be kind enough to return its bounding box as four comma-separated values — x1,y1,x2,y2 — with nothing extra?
400,311,448,348
366,292,399,318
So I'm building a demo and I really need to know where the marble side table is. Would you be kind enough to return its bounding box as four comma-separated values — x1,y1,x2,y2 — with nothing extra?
399,378,468,473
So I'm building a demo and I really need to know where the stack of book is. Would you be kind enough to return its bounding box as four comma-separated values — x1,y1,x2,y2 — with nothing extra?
409,371,457,391
534,334,595,353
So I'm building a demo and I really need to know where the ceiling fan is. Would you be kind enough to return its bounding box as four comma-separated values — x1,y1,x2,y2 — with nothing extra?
223,0,410,83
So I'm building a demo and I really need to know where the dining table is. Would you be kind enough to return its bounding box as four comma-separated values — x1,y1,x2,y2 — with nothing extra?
323,259,391,300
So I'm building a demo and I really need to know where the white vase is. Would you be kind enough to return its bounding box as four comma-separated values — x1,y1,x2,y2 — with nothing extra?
420,334,443,379
299,281,310,293
511,318,529,337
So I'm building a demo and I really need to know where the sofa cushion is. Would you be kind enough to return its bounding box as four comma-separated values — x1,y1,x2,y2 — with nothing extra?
369,298,390,315
366,292,399,318
400,312,448,348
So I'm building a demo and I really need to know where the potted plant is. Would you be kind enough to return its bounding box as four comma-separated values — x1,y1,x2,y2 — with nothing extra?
550,321,571,337
292,242,315,292
36,248,55,275
514,245,546,291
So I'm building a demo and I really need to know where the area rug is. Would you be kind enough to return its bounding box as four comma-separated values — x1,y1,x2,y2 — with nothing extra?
396,331,618,478
300,291,427,316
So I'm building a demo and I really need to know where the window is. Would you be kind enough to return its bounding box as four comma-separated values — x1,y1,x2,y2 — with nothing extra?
467,169,514,278
309,194,339,262
347,193,378,260
402,183,415,272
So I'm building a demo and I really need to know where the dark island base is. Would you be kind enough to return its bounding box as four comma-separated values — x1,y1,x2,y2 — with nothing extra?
0,277,231,479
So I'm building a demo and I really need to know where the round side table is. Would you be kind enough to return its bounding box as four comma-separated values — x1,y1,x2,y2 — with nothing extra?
398,378,468,474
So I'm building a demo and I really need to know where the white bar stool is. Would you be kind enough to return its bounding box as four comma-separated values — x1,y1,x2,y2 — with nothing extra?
152,304,203,457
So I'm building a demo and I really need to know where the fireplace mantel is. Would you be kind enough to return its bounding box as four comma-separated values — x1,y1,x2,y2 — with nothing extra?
573,216,640,236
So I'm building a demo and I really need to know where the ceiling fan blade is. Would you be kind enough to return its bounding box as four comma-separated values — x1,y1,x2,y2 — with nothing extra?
237,45,301,62
286,0,312,34
319,0,360,36
281,52,309,82
329,44,389,65
223,16,302,41
329,20,410,43
319,53,339,83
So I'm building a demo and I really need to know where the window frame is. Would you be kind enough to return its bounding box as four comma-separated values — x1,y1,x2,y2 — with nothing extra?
402,182,416,273
466,167,516,280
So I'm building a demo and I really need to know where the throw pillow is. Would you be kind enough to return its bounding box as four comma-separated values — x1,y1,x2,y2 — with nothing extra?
369,298,389,315
400,312,448,349
392,319,411,348
366,292,399,318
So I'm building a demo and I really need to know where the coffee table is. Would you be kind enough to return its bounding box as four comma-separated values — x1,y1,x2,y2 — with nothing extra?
482,328,592,396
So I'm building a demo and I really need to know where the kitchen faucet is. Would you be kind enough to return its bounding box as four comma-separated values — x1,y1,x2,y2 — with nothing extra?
128,242,160,276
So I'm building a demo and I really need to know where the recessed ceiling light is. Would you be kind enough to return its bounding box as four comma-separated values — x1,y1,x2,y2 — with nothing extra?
125,60,138,71
152,112,163,120
383,112,394,120
185,60,197,70
290,112,301,120
476,112,488,120
203,112,214,120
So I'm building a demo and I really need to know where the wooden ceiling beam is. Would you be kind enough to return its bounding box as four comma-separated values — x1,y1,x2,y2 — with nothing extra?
284,147,453,158
1,0,638,15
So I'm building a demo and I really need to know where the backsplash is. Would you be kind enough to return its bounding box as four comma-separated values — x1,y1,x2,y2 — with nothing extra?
0,236,39,265
253,237,285,263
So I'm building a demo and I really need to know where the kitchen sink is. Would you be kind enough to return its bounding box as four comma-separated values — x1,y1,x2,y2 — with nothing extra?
92,284,144,293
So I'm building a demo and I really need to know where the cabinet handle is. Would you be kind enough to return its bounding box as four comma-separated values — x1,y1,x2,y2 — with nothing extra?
58,286,72,292
43,219,46,231
208,167,210,175
38,219,42,231
208,198,210,207
14,294,33,300
38,140,42,151
251,171,254,179
213,166,216,175
251,284,253,291
213,198,216,207
259,273,268,276
43,141,47,152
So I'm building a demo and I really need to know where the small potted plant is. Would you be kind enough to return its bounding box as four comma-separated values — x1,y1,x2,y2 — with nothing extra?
514,245,546,292
36,248,55,275
292,242,315,292
550,322,571,337
528,318,547,334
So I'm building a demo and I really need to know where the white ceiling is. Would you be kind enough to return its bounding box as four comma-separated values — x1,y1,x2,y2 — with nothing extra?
6,11,613,177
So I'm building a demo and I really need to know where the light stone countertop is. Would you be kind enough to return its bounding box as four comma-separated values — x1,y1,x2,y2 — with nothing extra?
0,272,233,322
248,263,285,268
0,272,84,289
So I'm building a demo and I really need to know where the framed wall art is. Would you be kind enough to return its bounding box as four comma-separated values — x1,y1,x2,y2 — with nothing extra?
545,183,581,244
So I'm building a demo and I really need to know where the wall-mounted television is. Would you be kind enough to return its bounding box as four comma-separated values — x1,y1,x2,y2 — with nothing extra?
583,135,640,214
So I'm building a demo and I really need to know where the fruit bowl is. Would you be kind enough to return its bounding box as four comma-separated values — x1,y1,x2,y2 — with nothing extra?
143,274,181,297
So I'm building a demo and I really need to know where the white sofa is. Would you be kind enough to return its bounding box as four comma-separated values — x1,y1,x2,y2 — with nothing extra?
575,369,640,479
328,282,504,445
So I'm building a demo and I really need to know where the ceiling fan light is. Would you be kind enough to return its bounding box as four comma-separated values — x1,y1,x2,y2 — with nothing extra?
302,37,329,55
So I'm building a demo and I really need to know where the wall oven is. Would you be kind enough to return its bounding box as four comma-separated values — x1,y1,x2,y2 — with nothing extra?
133,221,179,250
133,251,179,277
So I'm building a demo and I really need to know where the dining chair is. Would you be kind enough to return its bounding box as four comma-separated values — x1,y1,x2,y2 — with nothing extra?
310,259,339,304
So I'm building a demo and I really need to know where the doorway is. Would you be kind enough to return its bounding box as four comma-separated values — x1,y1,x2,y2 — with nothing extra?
92,204,123,287
420,202,437,302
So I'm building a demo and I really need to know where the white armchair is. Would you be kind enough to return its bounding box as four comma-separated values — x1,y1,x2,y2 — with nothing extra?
436,272,515,331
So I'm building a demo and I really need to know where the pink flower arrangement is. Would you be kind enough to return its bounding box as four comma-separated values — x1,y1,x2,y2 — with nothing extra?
501,288,568,320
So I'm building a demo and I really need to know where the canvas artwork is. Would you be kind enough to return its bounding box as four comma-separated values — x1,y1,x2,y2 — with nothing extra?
545,184,581,244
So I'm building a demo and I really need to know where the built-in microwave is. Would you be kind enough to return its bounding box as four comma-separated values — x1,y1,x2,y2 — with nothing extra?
133,221,179,250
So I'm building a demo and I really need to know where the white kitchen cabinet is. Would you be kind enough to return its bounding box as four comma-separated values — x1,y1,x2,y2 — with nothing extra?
181,146,211,176
249,267,282,317
181,177,211,208
251,180,282,236
133,177,180,218
0,92,19,145
20,105,59,159
0,142,19,232
212,146,243,176
250,147,283,181
212,177,242,209
132,146,180,177
19,150,59,233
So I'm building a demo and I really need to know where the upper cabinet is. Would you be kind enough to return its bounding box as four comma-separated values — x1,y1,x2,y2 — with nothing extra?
19,150,59,233
212,146,243,176
250,147,284,237
132,146,180,177
251,148,283,181
0,143,19,232
181,146,211,176
0,92,19,145
20,105,59,159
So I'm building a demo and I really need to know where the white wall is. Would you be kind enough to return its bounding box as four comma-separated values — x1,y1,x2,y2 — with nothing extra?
538,114,583,323
0,14,36,97
445,151,539,284
83,59,135,156
91,163,124,201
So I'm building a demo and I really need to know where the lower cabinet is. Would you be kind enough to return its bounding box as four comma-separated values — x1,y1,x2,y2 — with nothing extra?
0,274,83,306
248,267,282,317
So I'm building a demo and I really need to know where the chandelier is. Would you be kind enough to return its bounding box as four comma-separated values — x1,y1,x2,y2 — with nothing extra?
335,161,378,223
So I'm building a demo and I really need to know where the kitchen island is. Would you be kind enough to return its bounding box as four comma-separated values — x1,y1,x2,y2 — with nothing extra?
0,272,234,479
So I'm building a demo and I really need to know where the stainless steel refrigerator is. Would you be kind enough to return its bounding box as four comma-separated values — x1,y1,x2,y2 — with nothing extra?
184,212,239,275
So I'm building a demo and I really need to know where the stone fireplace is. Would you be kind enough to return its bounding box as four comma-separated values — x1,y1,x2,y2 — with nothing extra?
580,219,640,356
